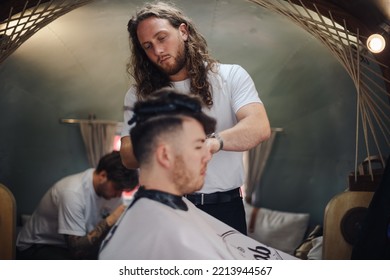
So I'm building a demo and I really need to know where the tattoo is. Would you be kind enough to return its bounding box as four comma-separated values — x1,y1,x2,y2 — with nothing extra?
65,219,111,259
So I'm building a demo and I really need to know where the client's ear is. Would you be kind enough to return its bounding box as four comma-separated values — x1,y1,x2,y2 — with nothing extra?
155,144,174,169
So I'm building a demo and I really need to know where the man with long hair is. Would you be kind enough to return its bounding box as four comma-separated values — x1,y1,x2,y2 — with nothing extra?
120,1,271,235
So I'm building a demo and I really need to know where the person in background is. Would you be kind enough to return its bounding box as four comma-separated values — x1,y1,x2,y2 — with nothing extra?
100,89,292,260
119,1,271,235
16,151,139,260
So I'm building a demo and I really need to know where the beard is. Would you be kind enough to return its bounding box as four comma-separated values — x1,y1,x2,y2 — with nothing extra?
157,41,187,76
172,155,204,194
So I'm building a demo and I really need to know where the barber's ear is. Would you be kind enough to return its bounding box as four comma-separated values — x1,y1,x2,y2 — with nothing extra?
179,23,188,41
156,144,173,168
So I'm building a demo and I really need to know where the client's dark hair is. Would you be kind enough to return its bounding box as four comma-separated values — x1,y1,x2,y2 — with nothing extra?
96,151,138,190
130,88,216,164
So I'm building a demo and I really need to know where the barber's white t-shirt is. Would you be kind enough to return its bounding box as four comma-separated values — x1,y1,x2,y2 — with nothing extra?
17,169,121,250
122,64,262,193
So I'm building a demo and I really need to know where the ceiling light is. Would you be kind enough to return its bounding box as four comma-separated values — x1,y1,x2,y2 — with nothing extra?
366,33,386,53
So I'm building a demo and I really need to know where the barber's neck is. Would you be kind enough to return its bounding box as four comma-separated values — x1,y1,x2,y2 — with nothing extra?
169,68,188,82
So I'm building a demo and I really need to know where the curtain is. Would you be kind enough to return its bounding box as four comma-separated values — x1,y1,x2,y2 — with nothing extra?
244,128,282,204
80,121,118,167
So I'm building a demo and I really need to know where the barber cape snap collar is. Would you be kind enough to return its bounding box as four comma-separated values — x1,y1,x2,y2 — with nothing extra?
130,186,188,211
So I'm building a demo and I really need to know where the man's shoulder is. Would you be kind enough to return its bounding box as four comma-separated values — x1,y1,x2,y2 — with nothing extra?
124,86,138,104
211,63,246,78
216,63,243,70
60,169,91,181
126,85,137,94
52,169,92,193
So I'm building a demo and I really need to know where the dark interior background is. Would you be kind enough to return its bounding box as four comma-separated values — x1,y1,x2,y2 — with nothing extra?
0,0,389,228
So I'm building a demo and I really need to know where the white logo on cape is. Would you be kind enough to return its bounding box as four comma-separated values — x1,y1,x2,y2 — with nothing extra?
220,230,285,260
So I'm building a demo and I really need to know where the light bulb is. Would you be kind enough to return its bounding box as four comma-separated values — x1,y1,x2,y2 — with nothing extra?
366,34,386,53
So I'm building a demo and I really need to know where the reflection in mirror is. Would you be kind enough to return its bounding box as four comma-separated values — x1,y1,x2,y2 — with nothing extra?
0,0,389,231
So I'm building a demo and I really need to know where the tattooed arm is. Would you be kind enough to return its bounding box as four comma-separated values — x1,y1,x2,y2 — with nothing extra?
65,204,126,259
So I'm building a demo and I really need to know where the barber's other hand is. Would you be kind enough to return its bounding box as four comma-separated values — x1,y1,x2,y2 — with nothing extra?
206,137,220,154
106,204,126,227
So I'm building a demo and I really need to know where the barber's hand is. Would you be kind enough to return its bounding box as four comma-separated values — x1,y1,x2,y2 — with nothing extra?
206,137,221,154
106,204,126,227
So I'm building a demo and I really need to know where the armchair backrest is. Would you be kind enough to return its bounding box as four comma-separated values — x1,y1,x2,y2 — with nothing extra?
0,183,16,259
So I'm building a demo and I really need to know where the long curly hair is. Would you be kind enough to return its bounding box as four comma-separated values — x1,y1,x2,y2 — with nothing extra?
127,1,218,107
